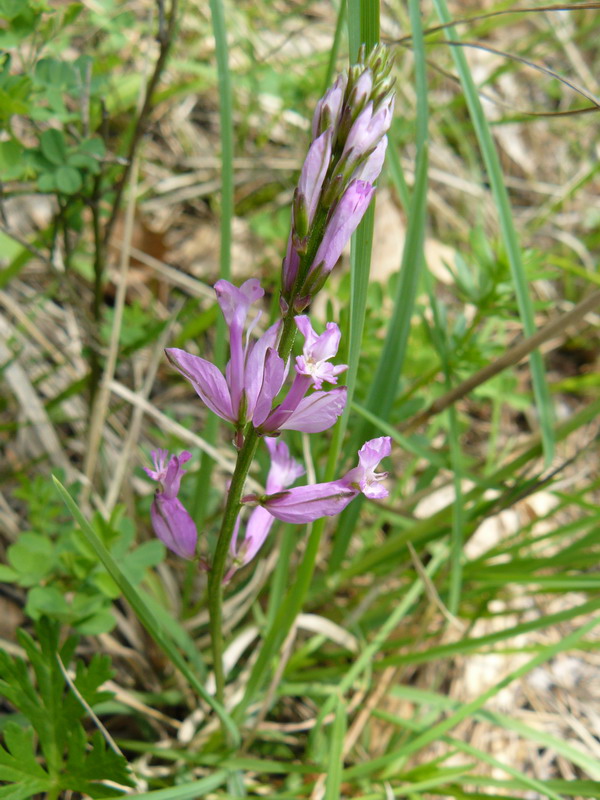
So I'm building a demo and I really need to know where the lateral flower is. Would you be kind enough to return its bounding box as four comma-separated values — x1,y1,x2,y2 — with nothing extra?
227,438,304,579
166,280,285,430
144,450,197,559
260,316,347,434
258,436,392,523
307,180,375,281
294,315,347,389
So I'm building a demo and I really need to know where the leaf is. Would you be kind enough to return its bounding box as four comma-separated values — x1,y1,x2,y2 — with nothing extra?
0,139,25,180
63,730,133,793
0,87,29,117
34,58,77,89
6,532,56,586
25,586,70,621
54,164,82,194
0,564,18,582
0,723,51,800
40,129,67,166
0,0,25,20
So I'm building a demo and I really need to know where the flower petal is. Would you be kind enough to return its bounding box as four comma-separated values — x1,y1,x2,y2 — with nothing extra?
251,347,287,427
298,128,333,222
264,437,305,493
165,348,234,422
262,480,357,523
276,387,347,433
309,181,375,277
214,278,263,329
151,496,197,559
352,137,388,184
357,435,392,470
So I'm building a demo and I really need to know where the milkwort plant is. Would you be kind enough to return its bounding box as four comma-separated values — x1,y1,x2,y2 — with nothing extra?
145,45,396,704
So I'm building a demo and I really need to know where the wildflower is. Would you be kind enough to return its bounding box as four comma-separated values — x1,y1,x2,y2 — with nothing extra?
167,281,346,436
260,315,347,434
227,438,304,579
282,45,395,305
256,436,391,523
166,279,286,430
144,450,197,559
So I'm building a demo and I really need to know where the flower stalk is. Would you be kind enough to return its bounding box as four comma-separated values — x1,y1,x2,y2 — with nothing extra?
144,43,396,725
207,425,259,703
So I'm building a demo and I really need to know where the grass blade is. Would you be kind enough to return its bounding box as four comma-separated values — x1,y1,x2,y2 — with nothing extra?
324,698,347,800
348,614,600,771
432,0,555,464
329,0,429,572
52,477,240,746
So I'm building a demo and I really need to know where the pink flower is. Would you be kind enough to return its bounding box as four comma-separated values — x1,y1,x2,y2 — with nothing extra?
312,73,347,139
144,450,197,559
259,436,391,523
342,98,394,167
294,315,347,389
227,438,304,579
308,180,375,279
166,280,285,428
260,317,347,434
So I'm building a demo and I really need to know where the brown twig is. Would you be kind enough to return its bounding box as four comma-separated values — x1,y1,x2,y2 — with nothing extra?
103,0,179,248
401,288,600,434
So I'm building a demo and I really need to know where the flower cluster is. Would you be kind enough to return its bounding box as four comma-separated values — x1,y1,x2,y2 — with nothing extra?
165,280,348,437
144,46,395,578
281,44,395,308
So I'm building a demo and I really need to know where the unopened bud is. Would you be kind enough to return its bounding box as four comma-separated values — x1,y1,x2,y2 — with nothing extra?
293,189,309,239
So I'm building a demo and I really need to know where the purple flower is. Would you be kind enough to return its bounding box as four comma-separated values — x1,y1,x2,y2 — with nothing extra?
299,128,333,224
259,436,391,523
282,47,395,304
343,99,394,166
343,435,392,499
144,450,197,559
269,387,347,433
352,137,388,184
308,180,375,279
260,316,347,434
312,73,347,139
282,130,333,295
166,280,286,428
294,315,347,389
227,438,304,579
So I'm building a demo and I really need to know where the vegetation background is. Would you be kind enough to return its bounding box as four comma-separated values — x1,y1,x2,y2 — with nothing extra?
0,0,599,798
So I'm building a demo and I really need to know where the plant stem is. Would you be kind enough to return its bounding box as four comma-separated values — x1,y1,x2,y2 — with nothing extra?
208,426,259,704
207,309,299,707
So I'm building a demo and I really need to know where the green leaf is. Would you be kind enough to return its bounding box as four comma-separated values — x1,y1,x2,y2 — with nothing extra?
0,723,51,799
0,564,18,582
34,58,77,89
0,139,25,180
74,609,116,635
7,532,56,585
40,129,67,166
0,87,29,117
54,164,82,194
25,586,70,621
0,0,23,19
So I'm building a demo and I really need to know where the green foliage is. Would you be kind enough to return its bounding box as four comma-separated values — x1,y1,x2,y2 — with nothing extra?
0,474,164,634
0,619,133,798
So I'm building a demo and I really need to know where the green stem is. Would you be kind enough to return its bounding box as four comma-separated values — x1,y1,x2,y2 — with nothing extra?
207,307,299,708
208,426,259,704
